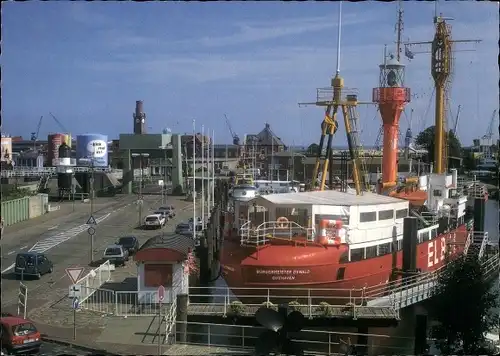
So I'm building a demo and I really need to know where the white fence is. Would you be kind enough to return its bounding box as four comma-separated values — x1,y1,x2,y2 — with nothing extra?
76,260,113,305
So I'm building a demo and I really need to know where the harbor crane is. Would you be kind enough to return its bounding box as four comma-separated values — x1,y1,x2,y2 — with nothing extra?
224,114,240,145
48,112,69,133
451,104,461,136
30,116,43,144
482,109,497,141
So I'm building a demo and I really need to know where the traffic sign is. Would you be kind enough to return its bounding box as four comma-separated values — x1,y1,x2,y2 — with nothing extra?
87,227,96,235
69,284,82,298
138,195,143,200
137,199,144,205
65,267,85,284
158,180,164,186
86,215,97,225
157,285,165,303
72,297,80,310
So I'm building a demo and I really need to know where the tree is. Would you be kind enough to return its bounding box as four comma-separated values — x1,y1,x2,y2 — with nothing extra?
430,254,499,354
415,126,462,165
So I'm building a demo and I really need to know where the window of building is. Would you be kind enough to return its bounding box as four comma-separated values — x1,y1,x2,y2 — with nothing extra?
144,263,173,288
336,267,345,281
378,209,394,220
359,211,377,223
365,246,378,259
395,209,408,219
339,251,349,263
350,248,364,262
433,190,442,197
378,242,391,256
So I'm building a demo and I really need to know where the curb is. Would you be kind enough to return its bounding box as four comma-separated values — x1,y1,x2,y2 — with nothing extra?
41,336,121,355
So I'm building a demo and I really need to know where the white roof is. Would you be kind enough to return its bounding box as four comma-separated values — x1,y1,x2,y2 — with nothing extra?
251,190,404,206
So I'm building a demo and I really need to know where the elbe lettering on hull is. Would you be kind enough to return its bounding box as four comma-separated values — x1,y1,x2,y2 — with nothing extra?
428,236,447,268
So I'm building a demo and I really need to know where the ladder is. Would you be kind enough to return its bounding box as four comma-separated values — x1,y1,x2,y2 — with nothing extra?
347,105,370,192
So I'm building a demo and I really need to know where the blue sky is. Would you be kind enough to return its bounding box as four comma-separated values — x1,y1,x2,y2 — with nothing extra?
2,1,498,147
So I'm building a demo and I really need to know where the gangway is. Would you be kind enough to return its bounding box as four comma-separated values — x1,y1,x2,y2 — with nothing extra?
366,246,498,310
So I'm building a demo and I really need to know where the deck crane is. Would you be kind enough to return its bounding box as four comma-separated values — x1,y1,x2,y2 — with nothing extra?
482,109,497,141
224,114,240,145
299,2,371,195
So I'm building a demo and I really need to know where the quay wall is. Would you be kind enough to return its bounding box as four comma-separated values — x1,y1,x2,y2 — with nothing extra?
1,194,49,226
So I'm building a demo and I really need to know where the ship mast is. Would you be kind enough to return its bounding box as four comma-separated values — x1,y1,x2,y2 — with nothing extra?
396,0,403,62
405,11,481,174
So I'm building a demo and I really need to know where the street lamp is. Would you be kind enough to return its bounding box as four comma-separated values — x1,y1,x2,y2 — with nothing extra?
158,144,172,205
79,156,96,263
131,153,150,225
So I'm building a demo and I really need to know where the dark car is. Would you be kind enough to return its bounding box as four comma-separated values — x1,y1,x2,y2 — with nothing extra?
175,223,191,235
158,205,176,218
0,316,41,355
14,253,53,280
117,236,140,255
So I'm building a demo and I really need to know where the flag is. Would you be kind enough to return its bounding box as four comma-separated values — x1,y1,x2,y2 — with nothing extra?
405,46,414,60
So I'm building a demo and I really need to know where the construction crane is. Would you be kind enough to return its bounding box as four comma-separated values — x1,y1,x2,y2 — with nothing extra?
451,104,461,136
404,12,481,174
48,112,69,133
482,109,497,140
224,114,240,145
30,116,43,146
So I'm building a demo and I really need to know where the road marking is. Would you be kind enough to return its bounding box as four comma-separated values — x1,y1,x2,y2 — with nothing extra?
1,263,15,274
28,213,110,254
20,245,28,250
48,225,59,230
7,250,16,255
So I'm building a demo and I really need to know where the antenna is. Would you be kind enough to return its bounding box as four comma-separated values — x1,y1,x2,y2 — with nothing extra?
335,1,342,75
396,0,404,61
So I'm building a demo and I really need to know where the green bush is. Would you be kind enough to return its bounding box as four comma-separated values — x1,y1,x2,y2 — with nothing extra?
229,301,245,315
288,301,301,311
317,301,332,316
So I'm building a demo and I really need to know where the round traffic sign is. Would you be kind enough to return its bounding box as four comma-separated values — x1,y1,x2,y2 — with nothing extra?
157,285,165,302
87,227,96,235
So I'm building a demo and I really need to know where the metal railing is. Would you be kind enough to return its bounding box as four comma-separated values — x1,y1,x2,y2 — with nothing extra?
240,220,315,246
0,167,150,178
173,320,415,355
165,298,177,343
472,231,489,259
75,260,112,304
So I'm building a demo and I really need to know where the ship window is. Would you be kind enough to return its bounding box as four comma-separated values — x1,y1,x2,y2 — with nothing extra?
336,267,345,281
359,211,377,223
350,248,364,262
421,231,430,242
339,251,349,263
431,229,437,239
396,209,408,219
433,190,442,197
365,246,377,259
378,209,394,220
378,242,391,256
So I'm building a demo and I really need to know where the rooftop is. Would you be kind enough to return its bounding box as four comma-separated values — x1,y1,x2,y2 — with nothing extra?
140,234,194,256
251,190,405,206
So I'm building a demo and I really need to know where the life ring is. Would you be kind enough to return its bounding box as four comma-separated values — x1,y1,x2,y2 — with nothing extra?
277,216,289,228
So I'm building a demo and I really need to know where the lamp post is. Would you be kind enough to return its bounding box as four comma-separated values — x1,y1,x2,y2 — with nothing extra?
79,156,96,263
211,129,215,209
201,125,205,228
131,152,150,226
192,120,196,240
158,144,172,205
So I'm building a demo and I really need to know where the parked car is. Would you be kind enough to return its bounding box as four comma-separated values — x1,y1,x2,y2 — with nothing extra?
158,205,176,218
0,316,41,355
175,223,191,235
153,210,170,221
14,252,53,280
103,244,129,267
143,214,166,229
116,236,140,255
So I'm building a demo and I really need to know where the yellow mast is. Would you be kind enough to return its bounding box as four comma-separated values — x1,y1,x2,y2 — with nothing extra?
405,14,480,174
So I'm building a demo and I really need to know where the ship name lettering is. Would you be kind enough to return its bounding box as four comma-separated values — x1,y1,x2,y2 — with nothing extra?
256,269,311,276
428,236,447,268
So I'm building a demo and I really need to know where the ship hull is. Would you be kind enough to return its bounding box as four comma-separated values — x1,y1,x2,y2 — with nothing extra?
221,225,469,304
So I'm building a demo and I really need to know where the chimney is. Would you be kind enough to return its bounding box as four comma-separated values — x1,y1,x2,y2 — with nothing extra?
133,100,146,134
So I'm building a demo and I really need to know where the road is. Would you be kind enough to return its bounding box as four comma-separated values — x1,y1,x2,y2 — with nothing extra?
0,192,195,316
39,341,115,356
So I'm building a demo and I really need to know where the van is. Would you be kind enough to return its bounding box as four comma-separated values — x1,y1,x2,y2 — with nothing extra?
14,253,53,280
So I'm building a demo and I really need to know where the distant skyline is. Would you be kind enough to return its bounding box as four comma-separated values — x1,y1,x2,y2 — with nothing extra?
2,2,498,147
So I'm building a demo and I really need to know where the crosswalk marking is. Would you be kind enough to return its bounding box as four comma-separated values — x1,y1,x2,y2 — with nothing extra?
28,213,110,254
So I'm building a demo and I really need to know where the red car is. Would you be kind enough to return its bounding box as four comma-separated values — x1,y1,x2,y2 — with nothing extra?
0,316,41,354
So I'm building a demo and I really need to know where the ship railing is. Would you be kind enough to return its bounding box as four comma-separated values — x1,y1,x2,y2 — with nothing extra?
239,220,315,246
411,210,438,226
188,285,387,319
363,250,500,308
472,231,489,259
463,231,473,255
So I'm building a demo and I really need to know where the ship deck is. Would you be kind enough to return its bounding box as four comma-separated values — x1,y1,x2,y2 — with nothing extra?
187,303,398,320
